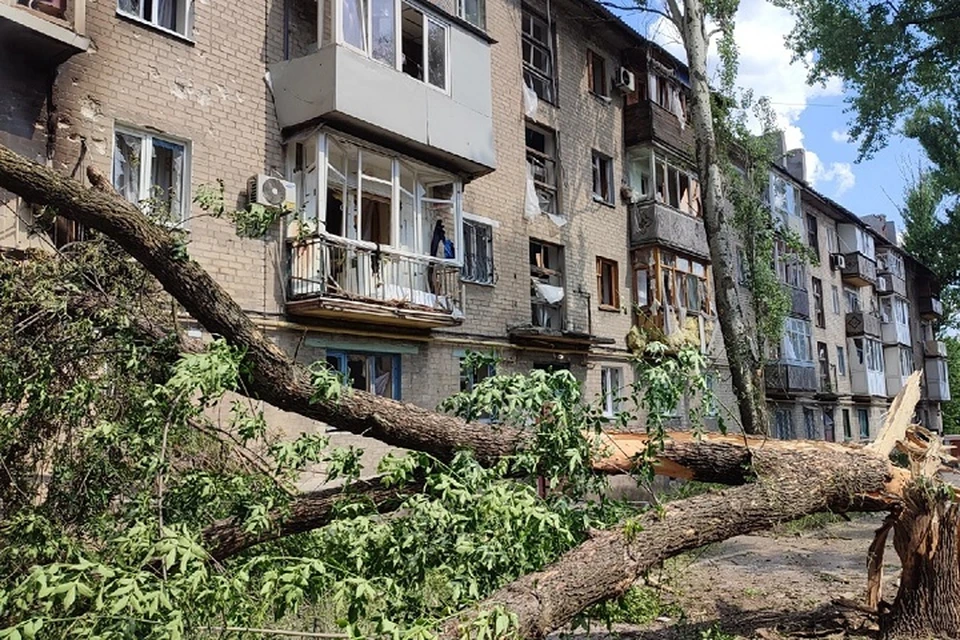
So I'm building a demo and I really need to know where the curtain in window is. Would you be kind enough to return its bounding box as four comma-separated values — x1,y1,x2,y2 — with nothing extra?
113,132,142,204
119,0,140,15
157,0,176,30
342,0,366,49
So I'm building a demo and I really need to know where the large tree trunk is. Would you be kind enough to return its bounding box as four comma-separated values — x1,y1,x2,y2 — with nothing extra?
680,0,769,436
880,485,960,639
444,442,898,639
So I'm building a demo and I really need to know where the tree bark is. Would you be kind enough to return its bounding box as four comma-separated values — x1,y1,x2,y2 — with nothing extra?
679,0,769,435
202,476,424,562
444,443,897,639
879,484,960,639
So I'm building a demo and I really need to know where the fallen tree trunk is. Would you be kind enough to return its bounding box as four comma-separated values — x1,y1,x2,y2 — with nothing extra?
444,441,899,639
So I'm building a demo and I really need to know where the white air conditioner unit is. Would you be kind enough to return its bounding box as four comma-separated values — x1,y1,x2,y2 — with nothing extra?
830,253,846,271
613,67,636,93
248,174,297,212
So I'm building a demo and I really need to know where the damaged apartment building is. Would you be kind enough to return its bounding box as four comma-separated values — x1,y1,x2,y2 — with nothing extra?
0,0,949,449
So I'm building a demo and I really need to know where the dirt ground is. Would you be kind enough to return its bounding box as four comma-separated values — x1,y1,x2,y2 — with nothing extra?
563,514,899,640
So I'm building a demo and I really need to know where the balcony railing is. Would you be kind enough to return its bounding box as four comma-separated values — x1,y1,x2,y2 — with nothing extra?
845,311,882,338
628,201,709,259
925,340,948,358
286,235,463,325
840,252,877,287
765,362,817,394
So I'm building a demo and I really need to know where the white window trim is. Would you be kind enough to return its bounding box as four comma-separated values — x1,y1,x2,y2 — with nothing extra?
601,366,622,417
333,0,451,95
456,0,485,28
463,211,500,228
112,124,192,227
116,0,194,40
290,130,463,265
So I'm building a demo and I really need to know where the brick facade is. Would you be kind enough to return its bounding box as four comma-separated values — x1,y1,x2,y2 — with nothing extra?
0,0,948,473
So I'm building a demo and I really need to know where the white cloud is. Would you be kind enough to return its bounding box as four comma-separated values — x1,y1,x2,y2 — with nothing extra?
831,129,851,143
806,151,856,196
644,0,853,193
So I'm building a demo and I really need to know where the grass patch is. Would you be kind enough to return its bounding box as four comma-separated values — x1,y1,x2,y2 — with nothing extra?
773,511,847,536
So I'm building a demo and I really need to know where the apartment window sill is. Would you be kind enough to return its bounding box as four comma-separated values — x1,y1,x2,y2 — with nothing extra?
598,304,620,313
592,195,616,208
116,11,195,45
462,278,495,288
591,91,612,105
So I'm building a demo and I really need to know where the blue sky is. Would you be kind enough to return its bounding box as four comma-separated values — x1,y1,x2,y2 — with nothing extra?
613,0,925,230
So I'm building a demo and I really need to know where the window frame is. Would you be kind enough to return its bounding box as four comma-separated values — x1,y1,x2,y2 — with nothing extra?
596,256,620,310
112,125,191,226
326,350,402,400
461,217,495,285
857,408,870,439
837,345,846,376
456,0,485,29
529,239,565,329
812,277,825,328
591,150,615,205
521,6,556,104
781,317,814,365
525,123,560,215
632,246,711,315
293,131,464,261
117,0,194,39
806,213,820,258
333,0,451,93
600,366,622,417
831,285,841,315
842,408,852,440
587,49,609,99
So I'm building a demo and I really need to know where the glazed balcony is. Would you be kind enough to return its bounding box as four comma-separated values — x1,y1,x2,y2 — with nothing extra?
0,0,87,65
286,235,463,329
268,0,495,177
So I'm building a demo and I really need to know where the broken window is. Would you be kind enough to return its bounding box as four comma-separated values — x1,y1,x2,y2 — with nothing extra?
812,277,825,328
462,218,494,284
591,151,614,204
632,148,700,215
112,127,188,224
118,0,192,36
310,133,461,256
326,351,400,399
530,239,564,329
596,257,619,309
587,49,608,98
526,124,559,215
522,7,555,102
633,247,710,315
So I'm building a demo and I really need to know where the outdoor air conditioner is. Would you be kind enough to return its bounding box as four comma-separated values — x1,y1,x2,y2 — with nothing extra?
248,174,297,212
613,67,636,93
830,253,846,271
